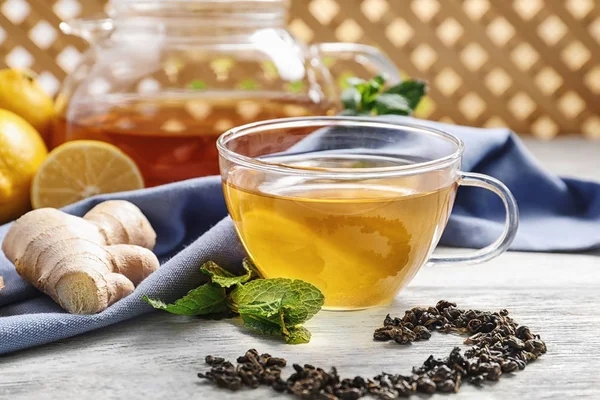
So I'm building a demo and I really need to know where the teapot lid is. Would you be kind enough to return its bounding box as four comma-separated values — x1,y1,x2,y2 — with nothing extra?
108,0,290,16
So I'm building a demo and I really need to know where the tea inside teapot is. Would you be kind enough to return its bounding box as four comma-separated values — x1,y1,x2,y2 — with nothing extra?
53,0,398,186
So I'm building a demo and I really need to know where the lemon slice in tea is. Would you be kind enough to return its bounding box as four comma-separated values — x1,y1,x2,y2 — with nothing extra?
31,140,144,209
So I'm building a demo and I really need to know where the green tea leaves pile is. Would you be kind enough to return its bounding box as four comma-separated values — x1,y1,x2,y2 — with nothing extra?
340,75,427,116
198,301,547,399
143,259,324,344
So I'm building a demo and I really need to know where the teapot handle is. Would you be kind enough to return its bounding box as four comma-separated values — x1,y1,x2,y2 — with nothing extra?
311,43,401,84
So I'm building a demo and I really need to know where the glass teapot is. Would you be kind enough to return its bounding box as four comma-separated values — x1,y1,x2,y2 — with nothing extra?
54,0,400,187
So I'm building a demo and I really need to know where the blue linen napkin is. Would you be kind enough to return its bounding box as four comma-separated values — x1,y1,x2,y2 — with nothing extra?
1,116,599,354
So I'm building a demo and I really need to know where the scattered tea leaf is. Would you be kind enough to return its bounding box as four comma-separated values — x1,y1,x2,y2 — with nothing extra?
200,302,547,397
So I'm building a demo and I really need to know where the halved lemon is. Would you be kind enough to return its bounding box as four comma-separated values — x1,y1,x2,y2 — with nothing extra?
31,141,144,209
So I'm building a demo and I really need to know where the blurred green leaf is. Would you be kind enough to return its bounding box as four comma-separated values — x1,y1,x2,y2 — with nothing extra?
373,75,386,86
374,93,412,116
347,77,368,87
341,87,362,111
384,80,428,109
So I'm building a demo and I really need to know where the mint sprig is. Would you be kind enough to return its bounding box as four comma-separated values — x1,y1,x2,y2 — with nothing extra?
143,283,227,316
340,75,427,116
143,259,324,344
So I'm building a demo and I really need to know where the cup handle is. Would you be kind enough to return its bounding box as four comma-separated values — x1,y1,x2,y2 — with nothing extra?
428,172,519,266
311,43,402,84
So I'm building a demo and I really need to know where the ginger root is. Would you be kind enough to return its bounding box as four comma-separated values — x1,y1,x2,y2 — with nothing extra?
2,200,159,314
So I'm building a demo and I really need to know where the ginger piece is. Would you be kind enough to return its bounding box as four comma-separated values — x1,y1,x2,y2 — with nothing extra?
2,200,159,314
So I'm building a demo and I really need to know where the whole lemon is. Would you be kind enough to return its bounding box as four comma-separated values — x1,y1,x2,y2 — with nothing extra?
0,109,48,224
0,69,55,145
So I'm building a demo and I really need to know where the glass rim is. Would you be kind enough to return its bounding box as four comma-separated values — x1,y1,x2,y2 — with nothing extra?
217,117,465,179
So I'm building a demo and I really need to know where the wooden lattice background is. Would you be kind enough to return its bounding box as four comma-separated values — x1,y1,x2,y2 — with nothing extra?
0,0,598,139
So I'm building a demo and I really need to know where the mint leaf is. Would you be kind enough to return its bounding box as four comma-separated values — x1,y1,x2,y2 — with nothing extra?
374,93,412,116
384,79,427,109
242,258,262,279
230,278,324,344
281,286,322,327
199,259,260,288
346,77,367,87
286,326,311,344
237,297,283,320
239,313,283,336
200,261,252,288
368,77,382,94
373,75,386,86
200,261,236,278
145,260,323,344
230,278,324,326
341,75,428,116
339,109,366,116
341,87,361,111
143,283,227,316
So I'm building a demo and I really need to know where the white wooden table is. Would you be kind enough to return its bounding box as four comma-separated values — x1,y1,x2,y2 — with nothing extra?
1,138,599,400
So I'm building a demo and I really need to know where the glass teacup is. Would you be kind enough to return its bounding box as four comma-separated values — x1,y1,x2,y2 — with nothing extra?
217,117,518,310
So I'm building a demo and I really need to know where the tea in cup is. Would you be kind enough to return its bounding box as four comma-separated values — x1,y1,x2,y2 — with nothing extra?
218,118,518,310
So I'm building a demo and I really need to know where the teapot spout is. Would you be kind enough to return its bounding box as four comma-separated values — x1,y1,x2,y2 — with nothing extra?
60,17,114,44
